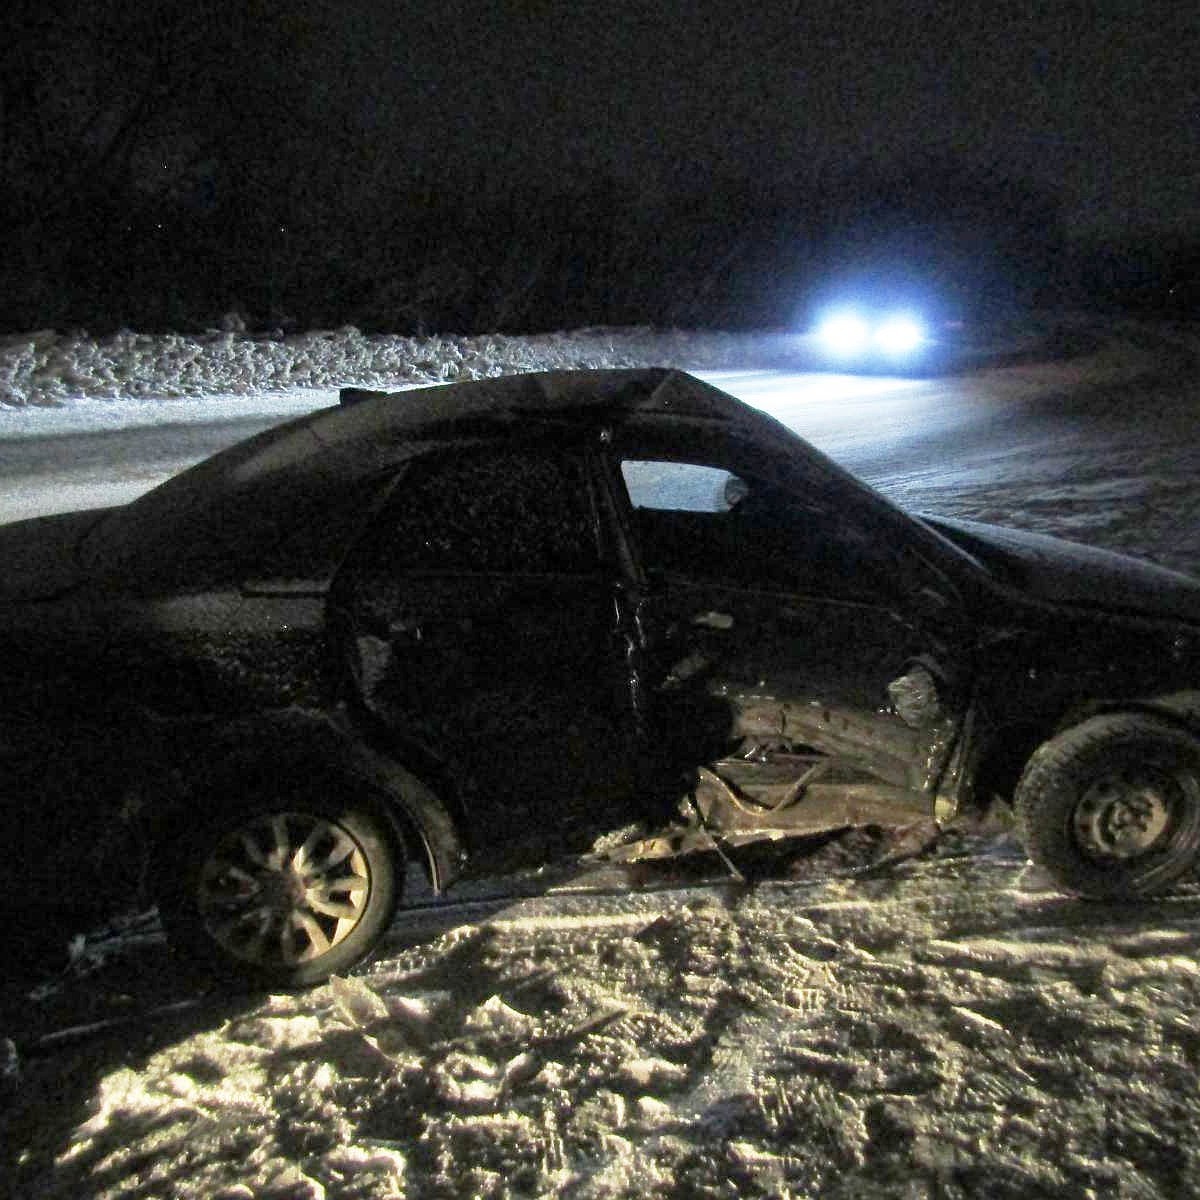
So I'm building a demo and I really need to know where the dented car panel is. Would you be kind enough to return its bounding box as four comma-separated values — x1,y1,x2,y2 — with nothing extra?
596,415,975,845
5,367,1200,968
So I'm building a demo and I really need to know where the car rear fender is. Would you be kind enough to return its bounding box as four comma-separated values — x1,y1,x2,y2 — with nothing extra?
147,708,466,895
339,735,466,893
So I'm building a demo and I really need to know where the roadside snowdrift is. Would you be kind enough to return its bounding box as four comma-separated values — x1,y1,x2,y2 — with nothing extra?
0,326,780,408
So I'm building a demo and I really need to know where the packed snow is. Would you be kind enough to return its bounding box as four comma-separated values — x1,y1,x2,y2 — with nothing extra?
3,318,1200,1199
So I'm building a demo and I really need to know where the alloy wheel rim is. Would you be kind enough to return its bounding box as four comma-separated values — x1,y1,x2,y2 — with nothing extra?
198,812,371,966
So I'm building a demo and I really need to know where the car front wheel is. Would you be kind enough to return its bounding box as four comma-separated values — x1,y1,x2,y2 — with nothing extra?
1014,713,1200,898
158,798,402,988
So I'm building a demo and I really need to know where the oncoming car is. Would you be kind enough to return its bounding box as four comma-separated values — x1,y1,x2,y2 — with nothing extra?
813,306,931,363
805,275,968,370
5,369,1200,988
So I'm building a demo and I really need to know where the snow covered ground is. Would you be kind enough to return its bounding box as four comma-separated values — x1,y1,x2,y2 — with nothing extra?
7,835,1200,1200
4,318,1200,1199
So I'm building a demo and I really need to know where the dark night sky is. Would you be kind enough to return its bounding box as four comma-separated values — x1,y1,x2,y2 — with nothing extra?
331,0,1200,237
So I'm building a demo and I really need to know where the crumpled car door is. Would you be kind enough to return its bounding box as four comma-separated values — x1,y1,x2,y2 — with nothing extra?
329,444,642,866
608,450,970,842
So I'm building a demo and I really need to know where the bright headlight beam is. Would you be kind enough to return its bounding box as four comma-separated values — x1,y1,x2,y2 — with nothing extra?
817,312,871,356
874,314,926,355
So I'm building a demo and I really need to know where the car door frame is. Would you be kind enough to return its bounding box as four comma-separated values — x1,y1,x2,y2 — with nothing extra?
327,428,652,868
592,416,978,832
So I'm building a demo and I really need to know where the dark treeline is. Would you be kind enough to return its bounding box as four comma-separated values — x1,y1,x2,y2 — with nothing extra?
0,178,823,334
0,161,1077,336
2,0,1167,336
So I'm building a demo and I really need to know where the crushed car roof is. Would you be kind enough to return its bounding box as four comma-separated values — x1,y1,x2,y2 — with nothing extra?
133,369,790,511
80,370,802,584
335,367,748,422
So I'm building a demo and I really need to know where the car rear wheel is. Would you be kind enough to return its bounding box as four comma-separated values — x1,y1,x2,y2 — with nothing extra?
158,797,402,988
1014,713,1200,898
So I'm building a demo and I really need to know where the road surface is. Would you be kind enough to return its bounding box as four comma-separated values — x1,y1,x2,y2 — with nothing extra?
1,338,1198,570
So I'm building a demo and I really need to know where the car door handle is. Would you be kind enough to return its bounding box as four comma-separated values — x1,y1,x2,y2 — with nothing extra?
692,610,734,630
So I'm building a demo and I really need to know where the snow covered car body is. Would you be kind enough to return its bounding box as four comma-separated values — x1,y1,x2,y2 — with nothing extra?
4,367,1200,986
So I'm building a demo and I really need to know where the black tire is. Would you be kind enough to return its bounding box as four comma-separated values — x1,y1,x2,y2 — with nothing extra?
157,795,402,988
1014,713,1200,898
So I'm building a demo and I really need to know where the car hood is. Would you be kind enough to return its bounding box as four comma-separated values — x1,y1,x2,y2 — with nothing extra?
923,515,1200,624
0,507,111,600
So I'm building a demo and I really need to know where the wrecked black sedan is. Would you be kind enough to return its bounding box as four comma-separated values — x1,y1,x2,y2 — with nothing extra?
5,368,1200,986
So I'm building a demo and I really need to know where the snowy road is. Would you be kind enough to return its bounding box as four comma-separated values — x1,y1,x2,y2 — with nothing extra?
0,391,332,525
0,371,1075,523
0,373,940,524
706,346,1200,576
4,333,1200,580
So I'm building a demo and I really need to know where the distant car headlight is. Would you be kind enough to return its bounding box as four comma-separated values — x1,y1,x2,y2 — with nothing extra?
814,308,928,360
874,314,926,355
815,311,871,356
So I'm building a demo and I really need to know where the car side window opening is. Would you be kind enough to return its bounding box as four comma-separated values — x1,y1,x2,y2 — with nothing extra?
357,447,602,576
618,457,890,597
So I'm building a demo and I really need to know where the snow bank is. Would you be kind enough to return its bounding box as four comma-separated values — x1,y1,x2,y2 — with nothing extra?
0,326,783,408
